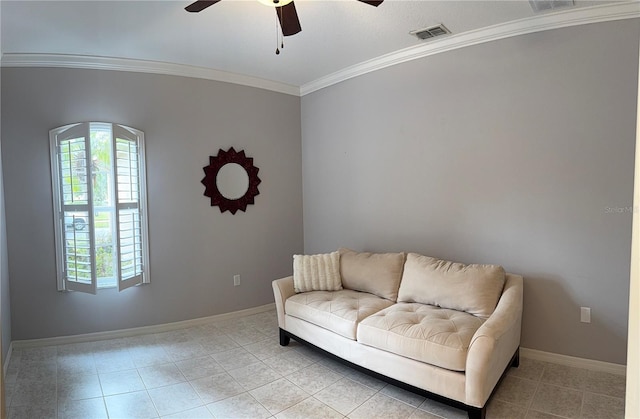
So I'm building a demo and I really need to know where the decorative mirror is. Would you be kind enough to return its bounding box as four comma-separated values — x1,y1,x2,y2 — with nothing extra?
202,147,261,214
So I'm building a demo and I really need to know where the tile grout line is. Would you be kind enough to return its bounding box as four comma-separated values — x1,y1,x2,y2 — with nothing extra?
526,363,545,415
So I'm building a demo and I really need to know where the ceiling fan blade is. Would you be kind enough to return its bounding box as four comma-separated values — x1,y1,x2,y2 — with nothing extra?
357,0,384,6
276,2,302,37
185,0,222,13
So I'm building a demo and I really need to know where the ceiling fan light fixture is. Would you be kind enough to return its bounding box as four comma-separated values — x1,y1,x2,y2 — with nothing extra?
257,0,294,7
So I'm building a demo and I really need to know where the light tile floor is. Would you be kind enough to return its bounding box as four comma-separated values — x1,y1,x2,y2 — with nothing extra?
3,310,626,419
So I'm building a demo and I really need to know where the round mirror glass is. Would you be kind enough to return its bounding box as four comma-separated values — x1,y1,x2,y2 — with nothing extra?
216,163,250,200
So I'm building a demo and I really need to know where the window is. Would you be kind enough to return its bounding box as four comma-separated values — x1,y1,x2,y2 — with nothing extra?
49,122,150,294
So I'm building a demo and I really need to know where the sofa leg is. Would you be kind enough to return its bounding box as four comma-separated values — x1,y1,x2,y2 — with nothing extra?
512,347,520,368
279,329,290,346
468,406,486,419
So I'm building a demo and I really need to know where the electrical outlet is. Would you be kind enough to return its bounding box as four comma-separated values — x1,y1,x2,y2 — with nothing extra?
580,307,591,323
233,274,241,286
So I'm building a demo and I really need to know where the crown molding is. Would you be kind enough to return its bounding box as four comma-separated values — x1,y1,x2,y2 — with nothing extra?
1,2,637,98
0,53,301,97
300,1,640,96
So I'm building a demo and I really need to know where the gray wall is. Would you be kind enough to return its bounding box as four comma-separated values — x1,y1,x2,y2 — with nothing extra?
301,19,640,364
1,68,303,340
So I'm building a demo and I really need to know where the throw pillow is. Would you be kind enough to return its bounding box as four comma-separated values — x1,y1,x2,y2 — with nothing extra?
397,253,506,319
338,248,406,301
293,251,343,293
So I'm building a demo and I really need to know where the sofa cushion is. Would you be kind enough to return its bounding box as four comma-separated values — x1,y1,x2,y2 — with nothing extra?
338,248,406,301
285,290,394,340
397,253,506,319
357,303,485,371
293,252,343,293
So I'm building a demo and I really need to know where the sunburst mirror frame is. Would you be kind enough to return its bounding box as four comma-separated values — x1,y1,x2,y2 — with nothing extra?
202,147,261,214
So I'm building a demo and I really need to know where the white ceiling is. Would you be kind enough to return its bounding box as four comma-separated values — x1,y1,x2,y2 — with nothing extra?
0,0,630,88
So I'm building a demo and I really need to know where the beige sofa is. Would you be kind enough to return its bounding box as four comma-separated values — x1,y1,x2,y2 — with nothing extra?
272,249,523,419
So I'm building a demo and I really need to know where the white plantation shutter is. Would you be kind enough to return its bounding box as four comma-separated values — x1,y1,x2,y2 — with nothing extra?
112,125,149,291
50,123,97,294
50,122,150,294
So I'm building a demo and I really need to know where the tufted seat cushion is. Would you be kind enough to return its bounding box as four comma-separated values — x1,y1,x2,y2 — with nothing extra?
285,290,395,340
357,303,485,371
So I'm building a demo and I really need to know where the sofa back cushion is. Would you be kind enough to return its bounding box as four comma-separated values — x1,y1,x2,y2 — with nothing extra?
339,248,405,301
293,251,343,293
397,253,506,319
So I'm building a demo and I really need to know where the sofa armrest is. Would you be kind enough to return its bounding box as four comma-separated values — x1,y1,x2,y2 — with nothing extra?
465,273,523,407
272,276,295,329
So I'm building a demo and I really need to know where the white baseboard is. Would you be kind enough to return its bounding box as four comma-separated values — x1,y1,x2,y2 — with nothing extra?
10,303,275,350
520,347,626,376
2,341,13,378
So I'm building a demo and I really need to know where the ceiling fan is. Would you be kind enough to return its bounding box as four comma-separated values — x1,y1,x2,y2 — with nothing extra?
185,0,384,37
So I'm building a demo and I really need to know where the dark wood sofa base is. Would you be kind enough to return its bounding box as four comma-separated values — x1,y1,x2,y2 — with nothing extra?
279,328,519,419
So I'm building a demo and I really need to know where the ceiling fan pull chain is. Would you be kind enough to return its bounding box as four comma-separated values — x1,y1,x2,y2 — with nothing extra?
280,6,285,50
275,11,278,54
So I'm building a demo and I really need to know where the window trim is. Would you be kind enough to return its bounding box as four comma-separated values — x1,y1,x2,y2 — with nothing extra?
49,122,150,293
